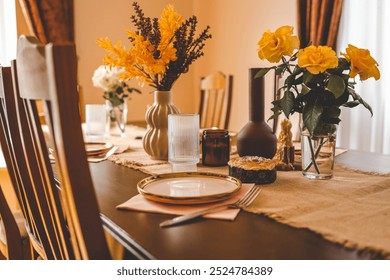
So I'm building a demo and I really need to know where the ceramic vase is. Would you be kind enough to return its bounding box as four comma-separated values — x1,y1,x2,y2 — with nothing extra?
237,68,277,158
143,91,180,160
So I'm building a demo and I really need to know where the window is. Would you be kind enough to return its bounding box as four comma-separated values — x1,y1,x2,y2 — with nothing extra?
0,0,17,66
337,0,390,155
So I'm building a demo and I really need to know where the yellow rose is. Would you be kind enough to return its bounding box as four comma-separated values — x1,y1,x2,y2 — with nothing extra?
297,45,338,74
257,25,300,63
341,44,380,81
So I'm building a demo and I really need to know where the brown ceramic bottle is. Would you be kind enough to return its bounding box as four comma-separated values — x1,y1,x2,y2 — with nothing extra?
237,68,277,158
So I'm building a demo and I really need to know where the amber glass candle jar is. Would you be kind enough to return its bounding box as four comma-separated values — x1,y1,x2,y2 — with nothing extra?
202,129,230,166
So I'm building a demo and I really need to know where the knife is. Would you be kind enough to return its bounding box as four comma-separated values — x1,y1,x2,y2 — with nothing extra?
159,204,229,228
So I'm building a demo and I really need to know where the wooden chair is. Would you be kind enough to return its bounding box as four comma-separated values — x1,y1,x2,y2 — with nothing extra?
2,63,57,259
9,35,111,259
0,66,31,259
0,186,30,260
198,71,233,129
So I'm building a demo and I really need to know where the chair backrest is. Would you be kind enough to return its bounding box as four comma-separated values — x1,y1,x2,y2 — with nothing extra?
2,64,59,259
0,185,24,259
12,35,110,259
198,72,233,129
0,66,32,259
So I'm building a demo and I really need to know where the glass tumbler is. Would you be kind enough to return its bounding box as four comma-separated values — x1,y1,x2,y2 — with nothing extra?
85,104,108,140
168,114,200,172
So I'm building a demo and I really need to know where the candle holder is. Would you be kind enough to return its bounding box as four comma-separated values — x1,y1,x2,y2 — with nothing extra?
202,129,230,166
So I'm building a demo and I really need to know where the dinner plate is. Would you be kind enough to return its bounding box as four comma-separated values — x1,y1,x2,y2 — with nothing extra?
137,172,241,205
84,142,113,156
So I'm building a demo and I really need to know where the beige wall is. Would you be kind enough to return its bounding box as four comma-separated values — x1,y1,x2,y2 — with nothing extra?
74,0,297,129
193,0,297,132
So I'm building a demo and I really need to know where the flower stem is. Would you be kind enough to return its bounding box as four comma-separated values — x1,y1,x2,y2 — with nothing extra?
303,136,328,174
110,108,125,134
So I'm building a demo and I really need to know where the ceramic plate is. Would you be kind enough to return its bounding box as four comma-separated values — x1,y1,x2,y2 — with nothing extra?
137,172,241,205
84,142,113,156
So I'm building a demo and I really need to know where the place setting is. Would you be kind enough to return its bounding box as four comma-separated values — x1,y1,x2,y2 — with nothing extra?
117,173,259,227
116,113,265,227
85,142,119,163
49,142,122,163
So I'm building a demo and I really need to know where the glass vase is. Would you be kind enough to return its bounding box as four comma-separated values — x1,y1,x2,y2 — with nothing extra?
106,98,127,137
301,129,336,179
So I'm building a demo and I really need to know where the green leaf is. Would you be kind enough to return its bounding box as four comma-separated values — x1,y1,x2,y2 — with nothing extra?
341,74,350,82
327,117,341,125
294,76,303,85
275,66,284,75
303,99,323,134
108,95,123,107
327,75,346,99
314,123,337,135
285,75,296,89
338,58,350,72
293,66,304,75
349,90,373,116
326,107,341,119
254,68,272,79
280,90,295,118
116,87,124,94
303,72,315,84
301,84,311,95
267,111,281,121
343,101,360,108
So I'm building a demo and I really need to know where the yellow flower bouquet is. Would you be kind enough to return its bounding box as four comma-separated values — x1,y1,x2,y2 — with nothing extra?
97,2,211,91
256,25,380,178
256,25,380,136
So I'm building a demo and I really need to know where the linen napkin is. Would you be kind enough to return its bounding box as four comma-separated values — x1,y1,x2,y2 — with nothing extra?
117,184,254,221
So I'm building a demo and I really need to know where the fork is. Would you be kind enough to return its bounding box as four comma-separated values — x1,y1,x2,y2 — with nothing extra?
87,146,118,163
159,186,262,228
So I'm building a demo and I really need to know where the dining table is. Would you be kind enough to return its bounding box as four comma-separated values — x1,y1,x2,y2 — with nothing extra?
86,125,390,260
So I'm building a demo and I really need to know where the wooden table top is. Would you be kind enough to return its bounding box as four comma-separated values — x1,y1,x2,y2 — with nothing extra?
89,150,390,260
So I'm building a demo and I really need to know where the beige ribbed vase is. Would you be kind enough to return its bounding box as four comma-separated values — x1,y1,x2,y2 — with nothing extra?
143,91,180,160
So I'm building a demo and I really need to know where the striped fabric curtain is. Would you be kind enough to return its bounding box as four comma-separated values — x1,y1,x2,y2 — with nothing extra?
336,0,390,155
18,0,74,44
297,0,343,49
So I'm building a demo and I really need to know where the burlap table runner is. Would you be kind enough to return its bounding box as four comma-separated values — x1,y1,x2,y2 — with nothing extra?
106,125,232,175
245,167,390,259
105,126,390,259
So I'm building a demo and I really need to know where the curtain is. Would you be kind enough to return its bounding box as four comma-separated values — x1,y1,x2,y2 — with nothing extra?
0,0,17,66
297,0,343,49
18,0,74,43
336,0,390,155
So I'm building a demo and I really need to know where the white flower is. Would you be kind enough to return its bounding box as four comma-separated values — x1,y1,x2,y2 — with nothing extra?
92,65,125,92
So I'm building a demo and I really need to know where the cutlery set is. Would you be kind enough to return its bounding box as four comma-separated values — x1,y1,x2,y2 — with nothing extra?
160,186,262,228
87,146,118,163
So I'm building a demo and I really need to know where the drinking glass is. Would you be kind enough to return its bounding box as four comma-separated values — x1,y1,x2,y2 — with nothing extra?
168,114,200,172
85,104,108,140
